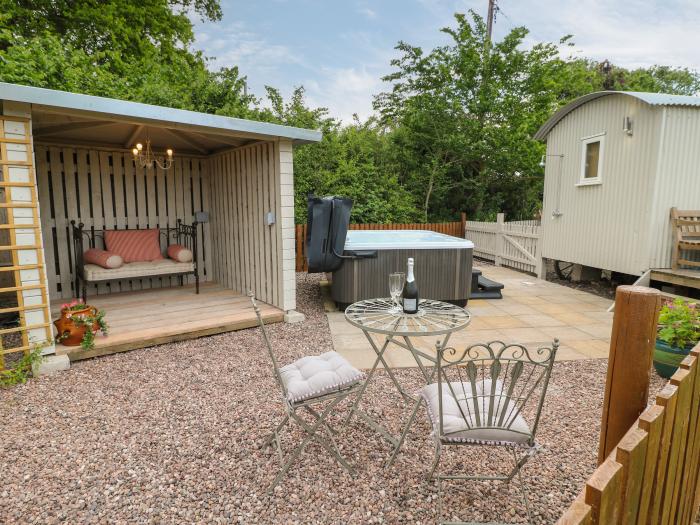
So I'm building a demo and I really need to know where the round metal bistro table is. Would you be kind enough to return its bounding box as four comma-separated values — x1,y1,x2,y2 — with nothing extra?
344,298,471,462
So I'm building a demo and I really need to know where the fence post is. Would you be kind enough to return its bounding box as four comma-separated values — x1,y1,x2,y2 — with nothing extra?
494,213,505,266
598,285,662,464
460,212,467,239
534,227,545,279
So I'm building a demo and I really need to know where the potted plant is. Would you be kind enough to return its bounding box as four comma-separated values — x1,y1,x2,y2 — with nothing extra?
654,298,700,378
54,300,108,350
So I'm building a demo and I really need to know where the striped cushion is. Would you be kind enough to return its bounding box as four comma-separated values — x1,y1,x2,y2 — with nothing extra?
83,249,123,269
167,244,193,263
104,229,163,263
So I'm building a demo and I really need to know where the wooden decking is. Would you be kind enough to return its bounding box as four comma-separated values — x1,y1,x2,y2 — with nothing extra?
52,283,284,361
651,267,700,289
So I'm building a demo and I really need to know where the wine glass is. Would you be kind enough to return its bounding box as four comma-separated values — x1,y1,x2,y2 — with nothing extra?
389,272,405,312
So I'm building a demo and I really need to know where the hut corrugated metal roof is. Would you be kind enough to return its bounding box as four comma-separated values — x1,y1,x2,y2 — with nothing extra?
534,91,700,140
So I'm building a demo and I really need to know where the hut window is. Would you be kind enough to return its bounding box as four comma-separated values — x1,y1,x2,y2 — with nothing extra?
578,133,605,185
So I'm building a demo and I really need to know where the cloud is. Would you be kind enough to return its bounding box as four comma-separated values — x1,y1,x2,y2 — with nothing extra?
192,0,700,124
305,66,387,122
195,22,303,74
358,7,377,19
495,0,700,71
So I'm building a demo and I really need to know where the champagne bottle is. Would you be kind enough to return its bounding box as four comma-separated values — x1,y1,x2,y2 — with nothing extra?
402,258,419,314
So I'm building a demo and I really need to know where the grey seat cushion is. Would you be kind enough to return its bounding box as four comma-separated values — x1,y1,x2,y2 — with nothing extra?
279,351,364,403
420,380,531,445
84,259,195,281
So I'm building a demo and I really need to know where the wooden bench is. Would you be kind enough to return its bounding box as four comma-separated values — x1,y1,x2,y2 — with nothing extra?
671,208,700,270
70,220,199,301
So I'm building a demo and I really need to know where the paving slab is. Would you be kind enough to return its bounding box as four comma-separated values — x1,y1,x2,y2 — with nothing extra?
329,264,614,367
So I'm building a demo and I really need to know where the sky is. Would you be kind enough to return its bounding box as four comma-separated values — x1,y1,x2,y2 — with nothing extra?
192,0,700,123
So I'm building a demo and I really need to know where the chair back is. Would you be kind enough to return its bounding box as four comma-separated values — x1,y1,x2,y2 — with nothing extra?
249,291,287,399
435,340,559,444
671,208,700,240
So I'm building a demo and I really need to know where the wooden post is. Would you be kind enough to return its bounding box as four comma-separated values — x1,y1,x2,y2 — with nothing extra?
598,285,662,464
494,212,505,266
460,212,467,239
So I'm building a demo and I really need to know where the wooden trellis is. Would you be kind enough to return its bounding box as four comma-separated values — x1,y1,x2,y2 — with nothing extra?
0,117,52,369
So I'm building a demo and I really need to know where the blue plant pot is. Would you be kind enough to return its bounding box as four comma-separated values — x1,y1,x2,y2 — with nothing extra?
653,338,695,379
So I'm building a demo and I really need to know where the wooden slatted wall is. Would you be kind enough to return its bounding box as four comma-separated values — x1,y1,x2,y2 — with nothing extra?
557,343,700,524
208,141,281,308
34,144,212,299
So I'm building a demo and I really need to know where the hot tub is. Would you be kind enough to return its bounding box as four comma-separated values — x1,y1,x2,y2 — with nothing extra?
331,230,474,307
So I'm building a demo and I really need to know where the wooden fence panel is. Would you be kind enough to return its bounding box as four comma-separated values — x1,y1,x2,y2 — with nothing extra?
556,493,592,525
585,458,623,524
557,343,700,525
636,404,665,524
679,352,700,524
35,144,212,299
615,428,648,524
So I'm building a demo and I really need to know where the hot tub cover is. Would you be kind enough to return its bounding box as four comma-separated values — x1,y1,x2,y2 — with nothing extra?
344,230,474,250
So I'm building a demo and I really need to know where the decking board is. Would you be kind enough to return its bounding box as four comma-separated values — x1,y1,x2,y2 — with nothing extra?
51,283,283,361
651,268,700,289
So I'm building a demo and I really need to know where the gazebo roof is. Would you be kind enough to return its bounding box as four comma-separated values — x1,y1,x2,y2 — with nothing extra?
0,82,322,148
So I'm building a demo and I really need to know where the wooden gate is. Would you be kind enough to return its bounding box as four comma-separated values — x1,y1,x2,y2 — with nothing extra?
465,213,542,274
0,117,52,368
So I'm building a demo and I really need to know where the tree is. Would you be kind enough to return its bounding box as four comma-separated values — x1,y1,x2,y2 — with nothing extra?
375,12,572,221
0,0,260,118
260,87,421,223
2,1,699,225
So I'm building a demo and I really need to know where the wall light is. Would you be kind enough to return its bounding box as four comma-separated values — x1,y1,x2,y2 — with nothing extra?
539,153,564,167
623,116,633,136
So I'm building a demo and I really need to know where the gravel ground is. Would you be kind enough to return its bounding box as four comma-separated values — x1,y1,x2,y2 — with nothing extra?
1,274,664,524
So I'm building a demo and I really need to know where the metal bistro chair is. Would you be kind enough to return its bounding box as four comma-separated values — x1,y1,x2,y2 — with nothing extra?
248,292,366,493
420,339,559,524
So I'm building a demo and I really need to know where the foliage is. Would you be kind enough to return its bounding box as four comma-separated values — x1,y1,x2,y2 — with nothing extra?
60,299,90,312
375,12,574,221
70,309,108,351
657,299,700,349
0,346,45,388
1,2,700,224
0,0,256,118
293,118,422,224
57,301,109,351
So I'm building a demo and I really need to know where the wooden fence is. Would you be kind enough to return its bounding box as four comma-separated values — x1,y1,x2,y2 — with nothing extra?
558,341,700,524
465,213,542,275
294,216,466,272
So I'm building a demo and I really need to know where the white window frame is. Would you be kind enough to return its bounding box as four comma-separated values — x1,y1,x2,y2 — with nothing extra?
578,132,605,186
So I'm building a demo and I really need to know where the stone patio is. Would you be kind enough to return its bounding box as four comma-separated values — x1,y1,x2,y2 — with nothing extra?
329,264,615,368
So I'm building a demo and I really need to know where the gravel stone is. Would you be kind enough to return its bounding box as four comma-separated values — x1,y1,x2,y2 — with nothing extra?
0,273,665,524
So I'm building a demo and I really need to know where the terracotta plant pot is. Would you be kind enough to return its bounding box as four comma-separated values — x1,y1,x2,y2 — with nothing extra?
54,306,99,346
653,338,695,379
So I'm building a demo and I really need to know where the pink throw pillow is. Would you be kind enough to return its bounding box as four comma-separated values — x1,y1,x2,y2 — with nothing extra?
104,229,163,263
84,249,123,269
167,244,193,263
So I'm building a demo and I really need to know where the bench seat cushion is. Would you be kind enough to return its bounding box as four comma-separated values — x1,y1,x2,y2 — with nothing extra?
84,259,194,281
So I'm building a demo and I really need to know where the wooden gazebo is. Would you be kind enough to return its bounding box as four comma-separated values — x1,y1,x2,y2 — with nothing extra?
0,82,320,363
